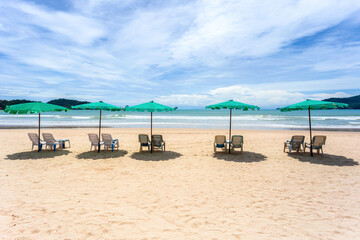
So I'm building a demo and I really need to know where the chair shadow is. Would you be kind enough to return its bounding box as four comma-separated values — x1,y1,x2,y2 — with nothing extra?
130,151,182,161
6,150,71,160
213,151,267,163
288,153,359,166
76,150,128,160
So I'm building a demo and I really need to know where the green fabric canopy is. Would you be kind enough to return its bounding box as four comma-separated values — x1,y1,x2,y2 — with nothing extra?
279,99,348,112
125,101,177,112
205,100,260,154
72,101,123,152
125,101,177,152
206,100,260,110
4,102,68,114
4,102,68,152
71,101,123,111
279,99,348,156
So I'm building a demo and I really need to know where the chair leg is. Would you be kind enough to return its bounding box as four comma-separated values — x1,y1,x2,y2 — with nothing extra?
283,142,286,152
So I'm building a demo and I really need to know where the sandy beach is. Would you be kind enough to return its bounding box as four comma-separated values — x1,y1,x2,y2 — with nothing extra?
0,128,359,239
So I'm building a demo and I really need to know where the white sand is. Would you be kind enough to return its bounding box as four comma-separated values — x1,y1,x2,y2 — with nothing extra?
0,128,359,239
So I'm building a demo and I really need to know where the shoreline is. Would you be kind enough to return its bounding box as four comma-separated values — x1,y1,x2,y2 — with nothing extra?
1,125,360,132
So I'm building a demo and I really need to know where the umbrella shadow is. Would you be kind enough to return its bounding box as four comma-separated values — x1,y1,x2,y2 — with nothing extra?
130,151,182,161
6,150,71,160
76,150,128,160
213,151,267,163
288,153,358,166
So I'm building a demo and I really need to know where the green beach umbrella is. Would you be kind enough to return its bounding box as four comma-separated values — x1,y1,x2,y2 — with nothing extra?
4,102,68,152
279,99,348,156
206,100,260,154
125,101,177,153
71,101,123,152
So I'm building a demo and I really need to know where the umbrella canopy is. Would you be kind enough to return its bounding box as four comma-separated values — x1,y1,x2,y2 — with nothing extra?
125,101,177,112
206,100,260,154
279,99,348,156
71,101,123,152
206,100,260,111
125,101,177,152
279,99,348,112
71,101,123,111
4,102,68,114
4,102,68,151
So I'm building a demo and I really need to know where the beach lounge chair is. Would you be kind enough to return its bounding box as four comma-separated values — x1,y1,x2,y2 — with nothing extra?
284,135,305,153
305,136,326,155
139,134,151,152
101,134,119,152
28,133,45,151
214,135,227,153
42,133,61,151
88,133,104,151
151,135,165,151
230,135,243,153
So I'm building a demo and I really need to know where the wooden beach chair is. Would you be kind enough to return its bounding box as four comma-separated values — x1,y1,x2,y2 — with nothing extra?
139,134,151,152
42,133,61,151
28,133,45,151
88,133,104,151
284,135,305,153
214,135,227,153
151,135,165,151
101,134,119,152
230,135,243,153
305,136,326,155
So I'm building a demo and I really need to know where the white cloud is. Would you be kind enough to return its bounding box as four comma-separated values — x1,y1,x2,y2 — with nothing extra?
155,78,358,108
170,0,360,64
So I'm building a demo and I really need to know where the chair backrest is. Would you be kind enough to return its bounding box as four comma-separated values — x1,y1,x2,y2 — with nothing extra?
88,134,100,145
139,134,149,143
102,134,113,145
290,135,305,147
313,136,326,147
215,135,226,144
152,135,163,146
42,133,56,144
28,133,39,145
232,135,243,147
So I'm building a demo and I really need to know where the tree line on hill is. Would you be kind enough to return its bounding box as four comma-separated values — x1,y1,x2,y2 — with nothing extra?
0,95,359,110
0,98,89,110
323,95,360,109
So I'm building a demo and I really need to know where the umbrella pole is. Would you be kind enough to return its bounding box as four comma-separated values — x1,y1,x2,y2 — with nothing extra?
151,112,153,153
98,109,102,153
308,107,313,157
38,113,41,152
229,109,232,154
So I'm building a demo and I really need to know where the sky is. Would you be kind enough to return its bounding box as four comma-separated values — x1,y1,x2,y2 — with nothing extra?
0,0,360,109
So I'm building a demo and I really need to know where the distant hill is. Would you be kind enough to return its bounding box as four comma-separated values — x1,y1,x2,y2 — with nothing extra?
0,98,90,110
47,98,90,109
323,95,360,109
0,99,34,110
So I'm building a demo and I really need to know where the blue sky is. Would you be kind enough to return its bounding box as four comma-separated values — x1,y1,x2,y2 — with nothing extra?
0,0,360,108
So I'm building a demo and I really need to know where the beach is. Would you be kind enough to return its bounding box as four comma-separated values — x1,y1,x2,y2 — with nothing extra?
0,128,359,239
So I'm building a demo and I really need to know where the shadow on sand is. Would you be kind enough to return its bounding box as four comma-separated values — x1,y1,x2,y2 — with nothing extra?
6,150,71,160
76,150,128,160
130,151,182,161
288,153,358,166
213,151,267,163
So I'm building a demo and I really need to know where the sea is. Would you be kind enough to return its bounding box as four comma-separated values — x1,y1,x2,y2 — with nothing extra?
0,109,360,131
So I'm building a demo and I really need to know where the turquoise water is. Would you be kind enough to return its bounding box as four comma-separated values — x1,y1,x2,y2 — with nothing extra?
0,109,360,130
